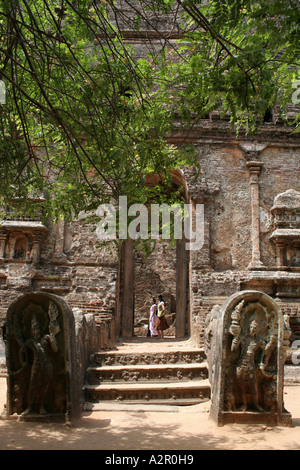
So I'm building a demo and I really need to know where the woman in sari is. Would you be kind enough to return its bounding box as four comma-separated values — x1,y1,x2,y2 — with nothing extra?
149,298,158,337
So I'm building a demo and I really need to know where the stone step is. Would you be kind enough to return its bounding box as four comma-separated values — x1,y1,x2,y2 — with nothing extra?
83,379,211,405
91,349,206,367
83,403,181,412
87,362,208,384
84,340,210,406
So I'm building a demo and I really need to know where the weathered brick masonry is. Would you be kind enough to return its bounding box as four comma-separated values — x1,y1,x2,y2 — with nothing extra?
0,117,299,354
0,4,299,357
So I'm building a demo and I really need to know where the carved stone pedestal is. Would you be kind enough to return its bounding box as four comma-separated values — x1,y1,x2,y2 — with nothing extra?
219,409,292,426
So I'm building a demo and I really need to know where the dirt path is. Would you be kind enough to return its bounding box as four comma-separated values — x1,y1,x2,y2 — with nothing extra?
0,375,299,451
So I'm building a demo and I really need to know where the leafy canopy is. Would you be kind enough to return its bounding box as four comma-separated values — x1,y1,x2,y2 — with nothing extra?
0,0,299,220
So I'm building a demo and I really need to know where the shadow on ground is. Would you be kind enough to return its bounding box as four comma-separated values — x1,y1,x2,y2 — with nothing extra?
0,402,300,451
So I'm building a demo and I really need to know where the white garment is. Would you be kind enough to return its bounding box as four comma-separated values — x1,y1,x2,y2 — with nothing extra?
149,304,158,336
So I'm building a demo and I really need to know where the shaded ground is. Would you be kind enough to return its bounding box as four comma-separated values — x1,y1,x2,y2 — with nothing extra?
0,379,300,451
0,338,299,452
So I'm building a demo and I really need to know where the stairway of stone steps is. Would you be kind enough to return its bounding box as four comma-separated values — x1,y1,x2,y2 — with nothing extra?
83,337,211,409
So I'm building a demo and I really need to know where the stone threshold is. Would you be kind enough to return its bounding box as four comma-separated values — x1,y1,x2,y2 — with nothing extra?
83,403,180,412
88,362,208,372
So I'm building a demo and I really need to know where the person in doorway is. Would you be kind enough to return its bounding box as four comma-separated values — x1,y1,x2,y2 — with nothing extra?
149,298,158,337
154,294,168,338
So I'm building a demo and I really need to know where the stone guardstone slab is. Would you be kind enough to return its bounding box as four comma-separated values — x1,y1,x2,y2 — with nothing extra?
209,290,292,426
5,292,81,424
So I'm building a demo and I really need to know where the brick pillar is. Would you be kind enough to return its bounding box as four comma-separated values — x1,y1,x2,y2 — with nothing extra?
247,161,264,269
176,237,187,338
121,238,134,337
32,232,43,264
0,230,7,259
275,242,286,267
52,218,67,262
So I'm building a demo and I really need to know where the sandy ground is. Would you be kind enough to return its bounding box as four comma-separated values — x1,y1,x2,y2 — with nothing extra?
0,339,299,452
0,377,299,452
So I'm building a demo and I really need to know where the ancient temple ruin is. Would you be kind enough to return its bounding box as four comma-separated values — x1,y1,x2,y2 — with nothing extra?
0,115,298,422
0,4,299,423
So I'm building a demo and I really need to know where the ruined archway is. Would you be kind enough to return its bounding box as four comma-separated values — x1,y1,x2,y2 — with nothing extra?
118,169,191,339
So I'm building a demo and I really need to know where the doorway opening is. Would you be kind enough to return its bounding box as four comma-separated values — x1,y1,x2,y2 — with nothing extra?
118,170,191,339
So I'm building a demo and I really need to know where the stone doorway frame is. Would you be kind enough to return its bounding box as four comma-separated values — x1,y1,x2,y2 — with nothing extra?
117,170,191,339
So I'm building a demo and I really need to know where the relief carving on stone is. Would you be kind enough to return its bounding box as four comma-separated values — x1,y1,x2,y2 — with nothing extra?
3,291,85,423
8,301,63,417
224,299,279,413
5,293,81,424
99,367,207,383
209,291,292,426
99,351,205,367
270,189,300,267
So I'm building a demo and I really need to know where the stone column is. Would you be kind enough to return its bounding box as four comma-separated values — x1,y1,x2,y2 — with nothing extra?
32,232,43,264
176,237,187,338
0,230,7,259
247,161,264,269
121,238,134,337
52,218,67,262
275,242,286,268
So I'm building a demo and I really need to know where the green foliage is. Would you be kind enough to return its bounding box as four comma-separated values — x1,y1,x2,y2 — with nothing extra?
0,0,197,220
0,0,299,223
159,0,300,132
